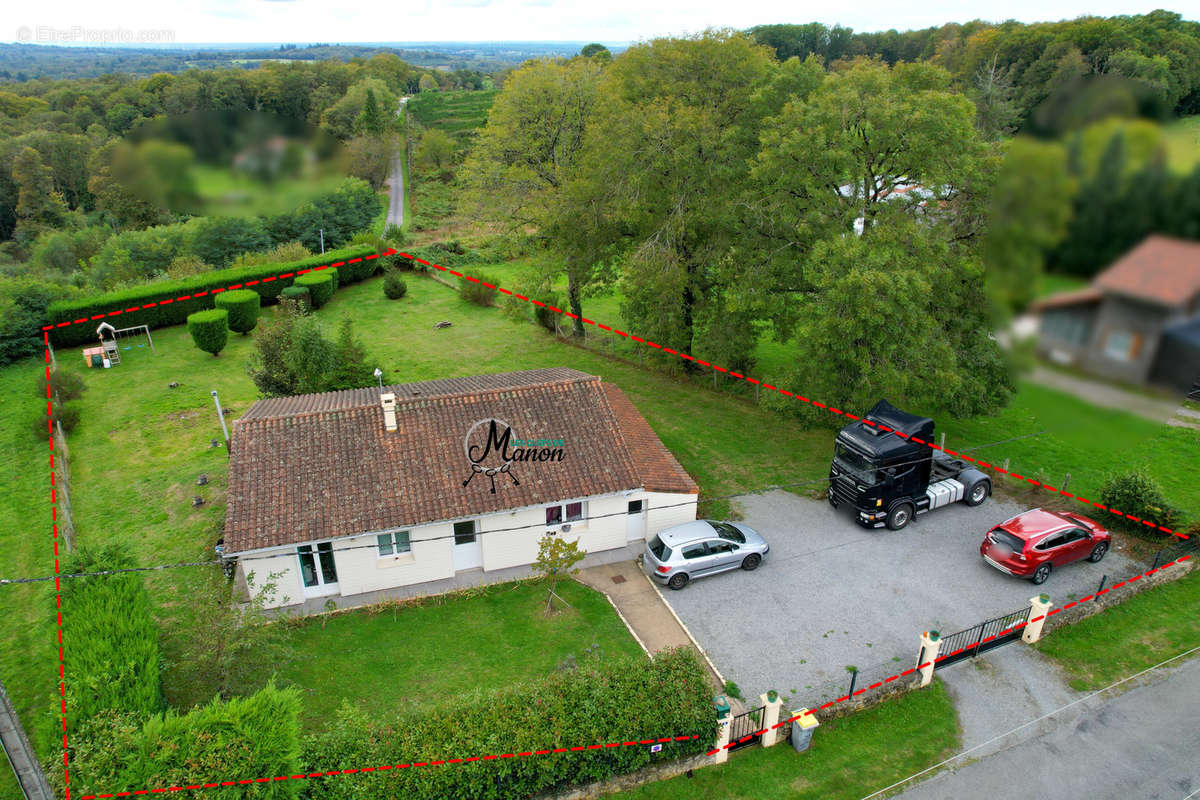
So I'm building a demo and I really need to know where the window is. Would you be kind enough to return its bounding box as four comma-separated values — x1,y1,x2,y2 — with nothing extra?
377,531,411,557
648,535,671,562
1104,330,1135,362
709,521,745,543
1036,534,1066,551
1062,528,1090,544
707,540,737,554
453,520,477,545
546,501,586,526
628,500,643,514
681,543,709,559
298,542,338,589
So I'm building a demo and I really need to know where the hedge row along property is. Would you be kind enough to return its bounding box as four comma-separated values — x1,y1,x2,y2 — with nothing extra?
45,244,384,347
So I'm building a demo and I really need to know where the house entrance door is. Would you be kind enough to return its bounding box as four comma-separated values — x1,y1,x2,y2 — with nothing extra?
298,541,339,597
452,520,483,571
625,499,646,542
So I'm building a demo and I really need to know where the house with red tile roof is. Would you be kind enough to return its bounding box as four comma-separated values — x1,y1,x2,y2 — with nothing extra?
223,368,699,612
1030,235,1200,391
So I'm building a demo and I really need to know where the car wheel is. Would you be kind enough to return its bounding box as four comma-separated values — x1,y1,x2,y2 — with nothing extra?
741,553,762,571
1032,563,1051,585
965,480,990,507
1088,542,1109,563
886,503,915,531
667,573,689,590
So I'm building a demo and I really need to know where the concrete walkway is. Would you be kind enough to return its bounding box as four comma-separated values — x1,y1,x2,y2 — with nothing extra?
1029,366,1184,424
576,561,727,694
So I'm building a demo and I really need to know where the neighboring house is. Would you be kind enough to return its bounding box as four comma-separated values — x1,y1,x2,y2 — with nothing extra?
1032,235,1200,392
223,368,699,612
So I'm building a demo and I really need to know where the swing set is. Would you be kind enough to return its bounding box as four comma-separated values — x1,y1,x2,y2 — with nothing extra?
81,322,156,368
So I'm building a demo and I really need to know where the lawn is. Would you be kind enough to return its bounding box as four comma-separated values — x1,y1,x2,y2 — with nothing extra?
1036,272,1090,299
188,163,351,218
270,578,645,732
605,680,958,800
1035,568,1200,691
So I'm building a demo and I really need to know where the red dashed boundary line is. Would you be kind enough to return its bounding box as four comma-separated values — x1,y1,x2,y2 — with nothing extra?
39,252,1193,798
709,553,1193,754
74,552,1192,798
400,254,1187,541
39,251,395,331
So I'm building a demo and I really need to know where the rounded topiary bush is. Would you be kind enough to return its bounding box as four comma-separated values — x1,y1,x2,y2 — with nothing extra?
383,273,408,300
280,286,311,313
294,273,334,308
186,309,229,357
214,289,261,335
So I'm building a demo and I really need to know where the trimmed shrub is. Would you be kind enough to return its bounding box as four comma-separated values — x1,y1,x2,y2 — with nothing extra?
51,545,163,738
186,309,228,356
460,271,498,307
383,273,408,299
1098,469,1183,537
533,292,562,332
213,289,261,335
280,286,311,314
35,400,82,436
46,245,375,348
294,272,335,309
63,684,301,800
301,648,714,800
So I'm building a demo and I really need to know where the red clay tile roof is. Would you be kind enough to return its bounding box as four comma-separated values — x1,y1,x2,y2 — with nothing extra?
1093,235,1200,308
1028,286,1104,313
224,369,697,553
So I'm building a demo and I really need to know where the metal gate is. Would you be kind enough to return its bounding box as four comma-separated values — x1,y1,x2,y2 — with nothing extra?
727,705,766,751
924,606,1031,671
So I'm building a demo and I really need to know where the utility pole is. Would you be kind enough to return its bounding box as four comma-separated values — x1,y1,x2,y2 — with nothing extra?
319,228,325,254
212,390,230,450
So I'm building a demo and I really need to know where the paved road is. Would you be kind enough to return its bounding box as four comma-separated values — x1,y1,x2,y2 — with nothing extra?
658,492,1137,708
386,97,409,229
895,655,1200,800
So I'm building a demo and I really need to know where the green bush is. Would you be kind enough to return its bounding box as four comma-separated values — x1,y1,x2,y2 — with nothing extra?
46,245,375,348
533,292,562,332
213,289,261,335
38,369,87,403
35,400,82,436
302,648,714,800
459,271,498,307
383,273,408,299
186,309,229,356
51,545,163,739
63,684,301,800
280,286,311,313
333,250,383,284
1098,468,1183,537
294,272,335,309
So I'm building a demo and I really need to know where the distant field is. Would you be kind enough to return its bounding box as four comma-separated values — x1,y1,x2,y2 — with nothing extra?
188,163,349,218
407,89,498,135
1164,115,1200,174
1037,272,1091,299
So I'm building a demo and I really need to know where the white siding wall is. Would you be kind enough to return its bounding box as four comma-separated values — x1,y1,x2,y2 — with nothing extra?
239,551,304,610
645,491,700,537
332,523,455,596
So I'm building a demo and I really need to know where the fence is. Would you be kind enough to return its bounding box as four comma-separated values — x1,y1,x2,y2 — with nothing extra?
929,605,1031,671
0,677,56,800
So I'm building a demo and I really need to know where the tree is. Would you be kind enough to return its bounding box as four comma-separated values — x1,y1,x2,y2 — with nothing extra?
1049,131,1128,276
574,31,778,364
247,299,301,396
186,309,229,357
1167,164,1200,240
320,78,398,140
580,43,613,62
531,533,585,615
12,147,70,247
288,315,338,394
356,87,385,135
418,73,438,92
344,133,397,190
461,56,604,336
325,318,375,390
970,54,1020,140
415,128,455,176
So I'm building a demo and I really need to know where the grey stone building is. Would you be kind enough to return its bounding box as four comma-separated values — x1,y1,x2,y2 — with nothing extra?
1032,235,1200,393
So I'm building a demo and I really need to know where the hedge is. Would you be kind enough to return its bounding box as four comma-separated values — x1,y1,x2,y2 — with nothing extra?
294,272,335,309
52,546,163,738
46,244,377,347
301,648,714,800
187,309,229,356
214,289,261,334
63,684,301,800
280,285,311,313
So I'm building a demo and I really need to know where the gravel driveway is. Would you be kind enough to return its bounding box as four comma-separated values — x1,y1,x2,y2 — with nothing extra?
657,491,1138,708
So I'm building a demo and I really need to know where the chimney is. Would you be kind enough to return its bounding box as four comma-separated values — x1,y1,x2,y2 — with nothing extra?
381,392,397,432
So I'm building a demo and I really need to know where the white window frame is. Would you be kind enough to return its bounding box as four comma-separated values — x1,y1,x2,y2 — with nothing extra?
1104,330,1134,362
376,530,412,558
545,500,587,527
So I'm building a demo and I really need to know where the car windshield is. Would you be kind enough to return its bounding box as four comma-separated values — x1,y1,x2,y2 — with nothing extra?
833,442,879,486
709,521,745,543
648,535,671,562
989,528,1024,552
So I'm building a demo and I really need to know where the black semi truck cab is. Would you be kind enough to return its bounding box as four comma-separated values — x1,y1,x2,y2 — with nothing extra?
827,399,991,530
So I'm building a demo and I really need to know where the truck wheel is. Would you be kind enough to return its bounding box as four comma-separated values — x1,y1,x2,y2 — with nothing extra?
965,480,990,507
886,502,915,531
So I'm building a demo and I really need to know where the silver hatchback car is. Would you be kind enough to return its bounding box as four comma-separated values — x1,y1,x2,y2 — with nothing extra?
643,520,770,590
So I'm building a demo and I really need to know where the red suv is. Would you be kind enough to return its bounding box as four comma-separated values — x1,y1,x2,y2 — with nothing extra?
980,508,1112,585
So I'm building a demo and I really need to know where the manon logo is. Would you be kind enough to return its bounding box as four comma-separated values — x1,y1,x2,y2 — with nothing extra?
462,418,566,494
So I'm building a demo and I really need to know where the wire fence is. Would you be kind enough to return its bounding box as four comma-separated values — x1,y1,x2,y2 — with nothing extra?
54,418,74,554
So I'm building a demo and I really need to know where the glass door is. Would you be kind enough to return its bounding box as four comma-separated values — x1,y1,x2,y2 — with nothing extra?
298,541,340,596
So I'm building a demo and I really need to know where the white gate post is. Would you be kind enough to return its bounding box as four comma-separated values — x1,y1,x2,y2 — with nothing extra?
1022,594,1054,644
918,630,942,687
712,709,732,764
758,691,785,747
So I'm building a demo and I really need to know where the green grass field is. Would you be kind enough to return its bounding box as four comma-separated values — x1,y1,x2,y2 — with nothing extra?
607,680,958,800
407,89,498,134
1164,115,1200,174
1037,272,1091,299
1036,568,1200,691
189,163,350,218
270,578,644,732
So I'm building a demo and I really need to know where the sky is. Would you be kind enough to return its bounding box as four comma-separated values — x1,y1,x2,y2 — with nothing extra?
9,0,1197,45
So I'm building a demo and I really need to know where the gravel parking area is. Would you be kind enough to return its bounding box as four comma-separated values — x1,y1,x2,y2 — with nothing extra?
657,491,1138,708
